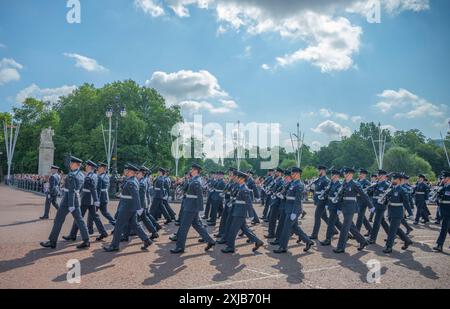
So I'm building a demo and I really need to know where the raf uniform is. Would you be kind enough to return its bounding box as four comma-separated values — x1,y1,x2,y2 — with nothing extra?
216,169,238,240
414,175,431,224
171,164,215,254
40,165,61,219
103,164,152,252
265,168,285,239
162,172,177,221
246,170,261,225
368,170,390,244
65,160,108,241
221,171,264,254
203,172,216,219
383,173,413,253
355,169,373,235
150,168,172,223
40,156,90,249
333,168,370,253
310,165,334,240
262,169,275,220
208,171,226,226
89,163,116,228
433,171,450,252
320,170,344,246
271,170,292,245
274,168,313,254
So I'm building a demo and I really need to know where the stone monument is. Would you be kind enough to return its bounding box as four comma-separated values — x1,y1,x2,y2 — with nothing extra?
38,128,55,176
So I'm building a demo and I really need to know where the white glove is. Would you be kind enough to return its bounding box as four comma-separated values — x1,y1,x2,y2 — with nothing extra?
94,201,100,208
137,209,144,216
69,207,75,213
290,213,297,221
337,210,342,216
255,198,261,203
325,205,329,210
370,208,376,213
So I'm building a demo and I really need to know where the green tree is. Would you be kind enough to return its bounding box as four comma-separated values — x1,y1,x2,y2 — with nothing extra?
383,147,435,180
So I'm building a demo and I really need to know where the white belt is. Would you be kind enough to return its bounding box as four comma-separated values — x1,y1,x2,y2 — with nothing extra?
374,195,383,199
235,200,246,204
154,188,161,191
343,197,357,201
441,200,450,204
415,192,425,194
63,189,80,193
215,190,224,193
390,202,403,207
314,192,322,195
101,189,108,192
82,189,90,193
186,194,198,199
286,196,295,201
120,195,132,200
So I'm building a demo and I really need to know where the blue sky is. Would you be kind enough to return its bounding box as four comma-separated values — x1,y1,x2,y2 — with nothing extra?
0,0,449,151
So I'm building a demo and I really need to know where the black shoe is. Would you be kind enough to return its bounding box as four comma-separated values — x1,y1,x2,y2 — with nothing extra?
110,229,115,235
170,248,185,254
238,232,244,237
62,235,76,242
309,235,317,240
251,221,259,226
201,216,207,219
273,248,287,254
382,247,393,254
120,236,129,242
164,220,172,225
175,221,180,226
402,241,413,250
76,241,90,249
333,248,345,254
433,245,443,252
103,245,119,252
110,221,116,226
95,234,108,241
198,238,205,243
213,233,220,237
364,232,371,237
155,224,162,231
367,238,375,245
320,239,331,246
217,239,226,244
406,228,413,235
264,234,275,239
301,211,307,219
333,231,339,236
88,230,94,235
348,234,354,240
358,241,369,251
207,222,216,227
40,241,56,249
246,239,253,244
413,221,419,225
304,241,314,252
253,241,264,252
205,242,216,251
150,233,159,240
169,235,177,242
296,239,303,244
39,216,49,220
141,239,152,250
270,240,280,246
221,247,235,254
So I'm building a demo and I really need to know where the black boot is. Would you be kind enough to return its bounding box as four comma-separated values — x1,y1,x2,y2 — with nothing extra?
150,233,159,240
62,235,76,241
141,239,152,250
40,241,56,249
170,247,184,254
273,248,287,254
304,241,314,252
95,234,108,241
253,241,264,252
76,241,90,249
358,241,369,251
432,245,443,252
382,247,393,254
205,242,216,251
103,245,119,252
320,239,331,246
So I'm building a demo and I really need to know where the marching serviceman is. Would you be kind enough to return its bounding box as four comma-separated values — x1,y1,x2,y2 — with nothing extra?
203,171,216,220
433,171,450,253
273,167,314,254
332,167,370,253
414,174,431,225
103,164,152,252
221,171,264,254
270,169,292,246
320,169,343,246
261,169,275,221
40,165,61,219
246,170,261,225
64,160,108,242
399,174,414,235
208,171,226,226
367,170,390,244
368,173,378,223
215,168,237,241
265,168,285,239
171,164,216,254
90,162,116,227
40,156,90,249
355,168,372,236
382,173,413,254
150,168,172,224
310,165,333,240
162,170,177,222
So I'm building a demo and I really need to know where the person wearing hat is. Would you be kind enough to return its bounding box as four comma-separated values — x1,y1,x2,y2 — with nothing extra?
174,171,192,227
40,165,61,220
103,164,152,252
355,168,373,236
162,169,177,222
367,170,391,244
215,168,238,241
310,165,333,240
150,167,173,224
274,167,314,253
399,174,414,235
88,162,115,229
245,170,261,225
261,168,275,220
413,174,431,225
265,167,285,239
221,171,264,254
382,173,413,254
270,169,292,246
208,171,226,226
202,171,217,220
64,160,109,242
320,169,344,246
40,156,91,249
170,164,215,254
433,171,450,252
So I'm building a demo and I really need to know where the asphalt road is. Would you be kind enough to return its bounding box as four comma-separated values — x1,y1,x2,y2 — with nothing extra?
0,185,449,289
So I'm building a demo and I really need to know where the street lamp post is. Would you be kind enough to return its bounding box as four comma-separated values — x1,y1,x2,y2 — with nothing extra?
104,102,126,196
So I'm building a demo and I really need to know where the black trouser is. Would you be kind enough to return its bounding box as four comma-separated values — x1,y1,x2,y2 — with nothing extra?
87,202,115,232
43,194,59,217
70,203,107,237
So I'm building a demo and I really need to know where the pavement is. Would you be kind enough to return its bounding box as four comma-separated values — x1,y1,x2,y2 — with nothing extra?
0,185,449,289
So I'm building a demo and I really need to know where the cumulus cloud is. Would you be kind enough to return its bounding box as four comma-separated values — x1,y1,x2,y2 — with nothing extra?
16,84,76,104
146,69,237,114
0,58,23,86
311,141,322,151
63,53,107,72
135,1,429,73
311,120,352,138
318,108,362,123
374,88,445,119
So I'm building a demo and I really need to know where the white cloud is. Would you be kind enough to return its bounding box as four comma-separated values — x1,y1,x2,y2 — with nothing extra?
63,53,107,72
319,108,333,118
146,69,237,114
0,43,6,49
0,58,23,86
335,112,349,120
351,115,364,123
134,0,165,17
261,64,270,70
16,84,76,104
381,124,397,133
311,141,322,151
311,120,352,138
374,88,445,119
